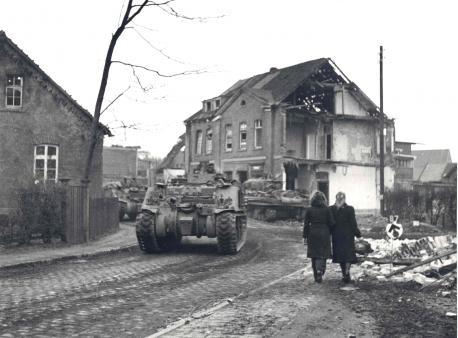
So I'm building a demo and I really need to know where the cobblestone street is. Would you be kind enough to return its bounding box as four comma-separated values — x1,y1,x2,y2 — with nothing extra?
0,220,312,337
1,220,456,337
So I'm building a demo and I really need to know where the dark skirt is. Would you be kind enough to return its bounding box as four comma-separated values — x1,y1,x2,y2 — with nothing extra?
307,225,332,259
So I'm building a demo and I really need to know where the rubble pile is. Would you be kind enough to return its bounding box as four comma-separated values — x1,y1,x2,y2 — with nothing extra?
242,178,308,203
364,235,455,260
354,235,457,286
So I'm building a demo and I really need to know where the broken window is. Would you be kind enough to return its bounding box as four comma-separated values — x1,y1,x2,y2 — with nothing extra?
254,119,263,149
324,125,332,160
205,128,213,154
239,122,247,150
225,124,233,152
6,75,23,107
195,130,203,155
34,145,58,182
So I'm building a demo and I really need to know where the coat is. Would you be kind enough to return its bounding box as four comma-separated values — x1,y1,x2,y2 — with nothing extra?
303,206,335,259
330,204,361,263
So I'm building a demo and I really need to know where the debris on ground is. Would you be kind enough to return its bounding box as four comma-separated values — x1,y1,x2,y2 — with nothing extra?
354,235,457,286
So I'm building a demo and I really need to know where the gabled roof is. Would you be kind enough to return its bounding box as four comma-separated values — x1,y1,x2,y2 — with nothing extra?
0,31,111,135
157,133,186,171
185,58,380,123
412,149,452,169
443,162,457,179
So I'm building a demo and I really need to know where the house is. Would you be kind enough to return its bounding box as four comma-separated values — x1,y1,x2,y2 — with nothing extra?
137,150,162,186
0,31,110,214
411,149,456,190
156,134,186,183
393,141,416,190
412,149,452,181
102,145,139,184
183,58,395,212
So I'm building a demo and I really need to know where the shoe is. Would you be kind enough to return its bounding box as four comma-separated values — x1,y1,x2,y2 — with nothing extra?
315,272,323,283
342,274,351,284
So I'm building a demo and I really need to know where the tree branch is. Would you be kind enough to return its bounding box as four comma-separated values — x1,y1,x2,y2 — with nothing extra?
131,67,153,92
132,27,185,64
112,60,205,77
100,86,131,115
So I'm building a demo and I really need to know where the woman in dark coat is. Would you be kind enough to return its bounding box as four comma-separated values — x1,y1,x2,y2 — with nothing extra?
330,192,361,283
303,191,335,283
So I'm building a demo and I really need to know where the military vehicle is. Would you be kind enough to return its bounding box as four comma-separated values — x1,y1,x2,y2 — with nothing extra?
103,179,146,221
136,176,247,254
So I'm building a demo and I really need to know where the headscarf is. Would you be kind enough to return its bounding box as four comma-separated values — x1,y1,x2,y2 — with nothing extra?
311,191,328,207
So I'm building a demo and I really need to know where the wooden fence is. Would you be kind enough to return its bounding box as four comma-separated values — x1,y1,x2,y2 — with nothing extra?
89,197,119,240
64,184,119,244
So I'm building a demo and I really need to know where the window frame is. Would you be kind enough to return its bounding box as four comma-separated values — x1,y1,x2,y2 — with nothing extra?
254,119,263,149
195,130,203,155
33,144,59,182
239,122,247,151
205,127,213,154
5,75,23,108
225,124,233,152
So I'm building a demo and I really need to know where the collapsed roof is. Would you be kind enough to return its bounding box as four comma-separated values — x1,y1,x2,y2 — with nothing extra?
185,58,381,123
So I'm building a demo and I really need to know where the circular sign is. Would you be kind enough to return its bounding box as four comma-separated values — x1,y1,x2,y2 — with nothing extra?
386,221,403,239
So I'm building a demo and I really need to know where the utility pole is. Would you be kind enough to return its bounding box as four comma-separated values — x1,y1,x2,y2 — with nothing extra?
379,45,385,216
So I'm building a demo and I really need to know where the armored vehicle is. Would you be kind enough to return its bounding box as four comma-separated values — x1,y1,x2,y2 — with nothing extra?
136,177,247,254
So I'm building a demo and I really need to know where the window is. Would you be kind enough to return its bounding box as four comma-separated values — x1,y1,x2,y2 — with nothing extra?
205,128,213,154
195,130,203,155
254,119,263,149
240,100,246,106
324,125,332,160
225,124,233,152
325,134,332,160
306,134,316,159
215,99,221,108
34,145,58,182
239,122,247,150
206,101,212,112
224,171,233,180
6,75,23,107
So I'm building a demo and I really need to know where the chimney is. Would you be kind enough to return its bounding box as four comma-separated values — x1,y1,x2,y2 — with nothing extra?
269,67,278,73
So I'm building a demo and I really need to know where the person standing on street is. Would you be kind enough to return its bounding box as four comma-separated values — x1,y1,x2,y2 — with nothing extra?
330,192,362,283
303,191,335,283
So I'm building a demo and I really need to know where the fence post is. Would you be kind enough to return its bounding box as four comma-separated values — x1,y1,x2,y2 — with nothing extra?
81,179,90,242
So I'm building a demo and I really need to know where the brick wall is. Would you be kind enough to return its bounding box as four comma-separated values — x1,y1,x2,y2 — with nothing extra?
102,146,138,181
0,39,104,211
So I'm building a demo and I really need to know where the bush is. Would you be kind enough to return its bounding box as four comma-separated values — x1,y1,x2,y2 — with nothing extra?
385,187,456,228
15,181,66,244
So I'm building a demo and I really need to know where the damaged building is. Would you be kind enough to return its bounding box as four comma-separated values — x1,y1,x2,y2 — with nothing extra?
184,58,395,212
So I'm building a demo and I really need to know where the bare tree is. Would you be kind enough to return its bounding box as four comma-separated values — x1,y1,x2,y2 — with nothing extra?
83,0,209,181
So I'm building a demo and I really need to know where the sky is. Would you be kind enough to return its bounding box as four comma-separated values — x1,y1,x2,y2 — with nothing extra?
1,0,457,160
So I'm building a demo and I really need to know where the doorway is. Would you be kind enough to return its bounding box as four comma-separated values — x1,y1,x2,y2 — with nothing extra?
284,163,298,190
237,170,248,183
317,181,329,203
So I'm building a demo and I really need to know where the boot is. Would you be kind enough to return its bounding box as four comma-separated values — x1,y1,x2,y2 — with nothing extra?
315,271,323,283
340,263,351,283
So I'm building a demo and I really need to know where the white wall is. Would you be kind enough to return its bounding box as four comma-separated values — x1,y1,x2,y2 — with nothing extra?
334,87,367,117
328,165,378,211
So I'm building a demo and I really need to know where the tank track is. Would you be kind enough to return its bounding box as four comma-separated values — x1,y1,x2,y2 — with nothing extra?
136,212,160,253
216,212,246,254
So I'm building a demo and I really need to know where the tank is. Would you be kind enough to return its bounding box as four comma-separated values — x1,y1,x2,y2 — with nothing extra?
136,176,247,254
104,179,146,221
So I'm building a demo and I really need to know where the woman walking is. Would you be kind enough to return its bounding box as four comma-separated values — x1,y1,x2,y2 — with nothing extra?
330,192,361,283
303,191,335,283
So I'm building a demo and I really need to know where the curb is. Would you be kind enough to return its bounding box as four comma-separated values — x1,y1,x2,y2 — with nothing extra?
0,243,138,271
